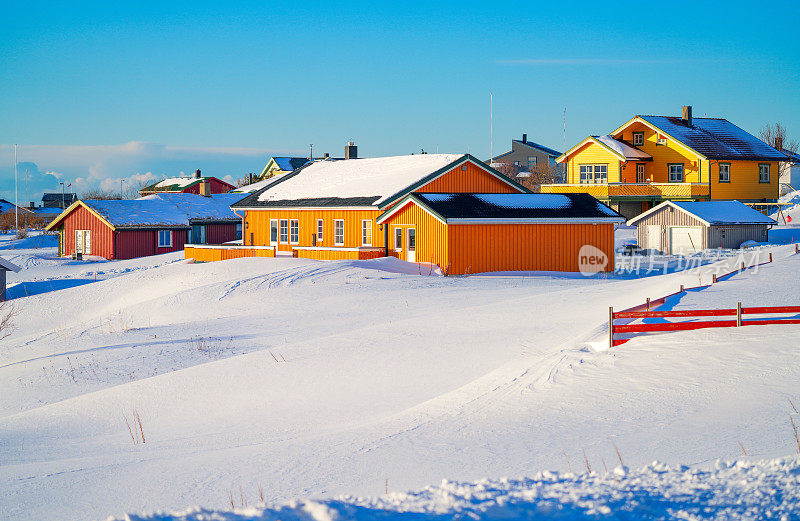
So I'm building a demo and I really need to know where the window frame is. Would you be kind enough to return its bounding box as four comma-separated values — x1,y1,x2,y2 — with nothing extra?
632,131,644,146
527,156,537,169
361,219,372,247
316,219,324,243
718,162,731,183
759,163,770,184
334,219,345,246
657,136,667,146
235,222,243,240
279,219,289,243
158,229,172,248
636,163,646,183
668,163,684,183
579,164,607,184
394,227,402,251
289,219,299,244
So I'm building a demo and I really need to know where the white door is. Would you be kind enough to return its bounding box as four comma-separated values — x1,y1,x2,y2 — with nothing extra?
407,228,416,263
84,230,91,254
646,225,661,251
269,219,279,247
75,230,83,254
670,226,702,255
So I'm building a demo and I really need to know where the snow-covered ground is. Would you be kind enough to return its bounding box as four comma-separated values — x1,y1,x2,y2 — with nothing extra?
1,232,799,520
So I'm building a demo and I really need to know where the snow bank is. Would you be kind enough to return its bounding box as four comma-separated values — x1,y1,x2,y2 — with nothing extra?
773,189,800,224
118,458,800,520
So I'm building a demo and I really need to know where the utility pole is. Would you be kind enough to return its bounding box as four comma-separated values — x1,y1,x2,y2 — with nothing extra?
13,144,18,231
489,92,493,163
60,182,65,209
309,144,313,159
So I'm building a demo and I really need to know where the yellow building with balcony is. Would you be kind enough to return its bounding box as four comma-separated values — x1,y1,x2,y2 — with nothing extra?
541,106,787,218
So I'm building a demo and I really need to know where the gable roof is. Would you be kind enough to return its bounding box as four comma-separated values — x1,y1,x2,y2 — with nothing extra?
615,116,788,161
0,199,32,214
42,193,77,202
46,193,244,231
514,140,562,157
233,154,529,210
627,200,776,226
0,256,21,272
557,135,652,163
780,148,800,164
378,192,624,224
140,176,235,193
271,157,311,172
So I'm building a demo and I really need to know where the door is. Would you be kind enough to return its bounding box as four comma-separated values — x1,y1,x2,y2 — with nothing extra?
75,230,91,254
669,226,702,255
646,225,661,251
75,230,82,254
270,219,279,247
636,163,646,183
407,228,416,262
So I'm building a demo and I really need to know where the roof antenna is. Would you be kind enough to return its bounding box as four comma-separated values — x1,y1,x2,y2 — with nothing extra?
309,144,313,159
490,91,493,163
563,107,567,152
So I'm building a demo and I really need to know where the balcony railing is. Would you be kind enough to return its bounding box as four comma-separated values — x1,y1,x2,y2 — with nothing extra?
539,182,709,199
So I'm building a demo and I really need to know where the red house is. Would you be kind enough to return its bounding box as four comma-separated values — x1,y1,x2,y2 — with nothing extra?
45,193,245,260
139,170,236,197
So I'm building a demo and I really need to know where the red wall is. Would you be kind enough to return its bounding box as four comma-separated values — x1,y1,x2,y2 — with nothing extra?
115,229,188,259
61,205,115,259
181,178,235,195
205,223,237,244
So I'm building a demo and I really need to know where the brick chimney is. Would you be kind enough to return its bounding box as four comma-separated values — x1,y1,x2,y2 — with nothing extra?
682,106,692,127
199,180,211,196
522,133,527,143
345,141,357,159
194,169,202,179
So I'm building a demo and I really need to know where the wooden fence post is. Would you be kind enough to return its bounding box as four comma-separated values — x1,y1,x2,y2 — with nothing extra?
737,302,742,327
680,284,684,292
741,262,745,271
796,243,799,254
646,297,650,311
609,307,614,348
713,273,717,284
769,252,773,263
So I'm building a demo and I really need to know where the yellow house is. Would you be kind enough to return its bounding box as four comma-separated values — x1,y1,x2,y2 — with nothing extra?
542,106,787,218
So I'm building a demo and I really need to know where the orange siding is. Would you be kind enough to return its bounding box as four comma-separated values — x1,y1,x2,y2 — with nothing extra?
294,248,384,260
381,201,449,267
417,162,521,193
446,223,615,274
60,205,115,259
244,208,383,256
185,245,275,262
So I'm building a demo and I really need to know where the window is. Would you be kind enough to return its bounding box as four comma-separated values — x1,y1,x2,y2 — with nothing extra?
514,160,520,166
759,163,770,183
158,230,172,248
235,222,243,240
636,163,646,183
719,163,730,183
668,164,684,182
75,230,91,254
316,219,324,243
632,132,644,146
579,164,607,184
527,156,537,169
361,220,372,246
657,135,667,145
279,219,288,242
191,224,206,244
334,219,344,245
394,227,402,250
289,220,299,244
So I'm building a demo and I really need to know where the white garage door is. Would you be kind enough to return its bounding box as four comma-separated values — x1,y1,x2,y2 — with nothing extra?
670,226,702,255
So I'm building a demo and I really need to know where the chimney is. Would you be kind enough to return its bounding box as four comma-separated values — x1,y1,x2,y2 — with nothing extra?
323,152,330,159
345,141,357,160
194,169,202,179
522,133,527,143
200,180,211,197
682,106,692,127
29,201,34,208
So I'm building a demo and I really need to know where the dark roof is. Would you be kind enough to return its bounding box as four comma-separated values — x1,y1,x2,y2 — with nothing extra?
780,148,800,163
240,196,381,208
140,176,235,193
42,193,77,201
637,116,787,161
513,140,562,157
273,157,312,171
411,193,623,220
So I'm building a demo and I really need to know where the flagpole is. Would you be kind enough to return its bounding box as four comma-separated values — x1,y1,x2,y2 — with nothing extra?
14,144,18,232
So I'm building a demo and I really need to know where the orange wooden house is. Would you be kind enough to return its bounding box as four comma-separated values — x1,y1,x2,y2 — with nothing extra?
188,154,623,273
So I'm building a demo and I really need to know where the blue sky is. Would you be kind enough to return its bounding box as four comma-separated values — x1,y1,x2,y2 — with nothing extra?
1,0,798,200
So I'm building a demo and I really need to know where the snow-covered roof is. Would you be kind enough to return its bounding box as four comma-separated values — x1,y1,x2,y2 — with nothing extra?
0,199,31,214
595,135,652,160
51,193,245,229
629,200,776,226
0,256,21,272
140,176,235,193
243,154,467,207
231,175,286,194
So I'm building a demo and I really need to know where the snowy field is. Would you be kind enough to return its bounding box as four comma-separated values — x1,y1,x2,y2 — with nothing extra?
1,231,799,520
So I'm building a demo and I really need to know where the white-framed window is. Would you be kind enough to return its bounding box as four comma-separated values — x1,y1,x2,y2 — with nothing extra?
158,230,172,248
668,164,684,182
316,219,324,243
235,222,243,240
759,163,770,183
75,229,91,254
633,132,644,146
527,156,537,169
334,219,344,246
289,219,299,244
719,163,730,183
657,135,667,145
279,219,288,243
579,164,607,184
361,220,372,246
394,227,402,250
